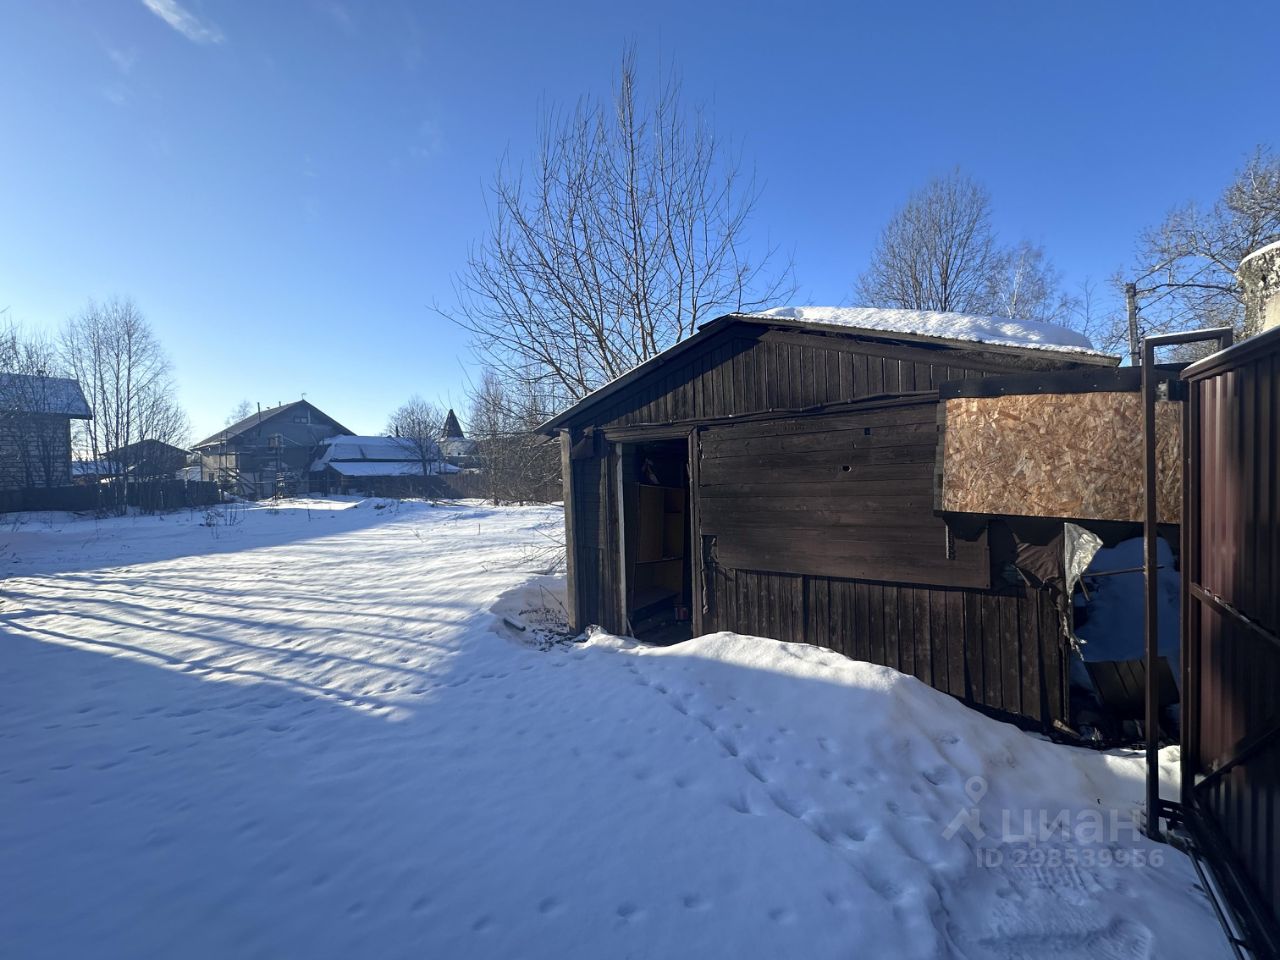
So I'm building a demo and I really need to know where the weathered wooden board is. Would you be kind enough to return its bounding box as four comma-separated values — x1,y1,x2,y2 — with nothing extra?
938,392,1182,523
706,570,1068,725
700,403,991,590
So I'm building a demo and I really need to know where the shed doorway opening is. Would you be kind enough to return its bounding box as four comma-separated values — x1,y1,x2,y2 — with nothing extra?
619,437,693,646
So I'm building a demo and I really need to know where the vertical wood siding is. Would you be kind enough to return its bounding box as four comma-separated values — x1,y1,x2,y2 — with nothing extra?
704,566,1066,725
561,321,1081,729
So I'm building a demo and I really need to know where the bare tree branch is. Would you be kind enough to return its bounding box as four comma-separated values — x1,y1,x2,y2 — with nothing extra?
446,47,794,411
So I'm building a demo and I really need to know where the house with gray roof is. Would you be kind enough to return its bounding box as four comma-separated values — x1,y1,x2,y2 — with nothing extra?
191,400,352,499
0,373,93,490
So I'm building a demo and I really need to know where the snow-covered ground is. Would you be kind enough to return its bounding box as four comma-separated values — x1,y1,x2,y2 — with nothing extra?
0,500,1228,959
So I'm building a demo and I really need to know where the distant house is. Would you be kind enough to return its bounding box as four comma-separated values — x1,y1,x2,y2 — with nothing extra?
439,408,479,470
191,400,353,499
310,434,459,497
75,439,189,483
0,373,92,490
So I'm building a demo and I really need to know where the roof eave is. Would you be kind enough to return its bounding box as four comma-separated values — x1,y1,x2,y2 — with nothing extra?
537,312,1117,434
537,315,739,434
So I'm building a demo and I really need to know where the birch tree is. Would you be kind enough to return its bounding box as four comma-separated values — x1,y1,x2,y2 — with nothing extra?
60,298,188,507
386,395,446,480
468,368,559,505
857,170,1078,327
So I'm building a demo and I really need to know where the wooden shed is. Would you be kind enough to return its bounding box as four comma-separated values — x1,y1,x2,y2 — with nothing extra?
541,307,1119,728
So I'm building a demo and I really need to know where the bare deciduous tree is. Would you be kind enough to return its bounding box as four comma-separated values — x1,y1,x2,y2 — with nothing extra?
450,48,793,409
225,399,253,426
468,368,559,505
857,170,1079,328
386,395,447,482
857,170,1002,314
60,297,188,510
986,241,1077,326
1120,146,1280,342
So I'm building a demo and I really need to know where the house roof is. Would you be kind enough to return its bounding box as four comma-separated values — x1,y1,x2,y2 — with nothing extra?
320,460,460,478
311,434,458,477
442,408,465,439
315,434,431,462
104,439,189,459
538,308,1119,434
0,373,92,418
193,400,353,449
72,458,121,477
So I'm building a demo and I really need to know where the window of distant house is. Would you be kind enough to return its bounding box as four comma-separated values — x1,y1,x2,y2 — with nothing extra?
293,414,309,423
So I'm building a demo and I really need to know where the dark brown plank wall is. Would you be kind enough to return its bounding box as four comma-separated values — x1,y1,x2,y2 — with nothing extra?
698,403,990,590
691,399,1067,725
705,568,1066,724
584,326,1045,434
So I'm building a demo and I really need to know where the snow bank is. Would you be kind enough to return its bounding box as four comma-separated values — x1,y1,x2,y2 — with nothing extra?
750,306,1110,357
0,502,1227,959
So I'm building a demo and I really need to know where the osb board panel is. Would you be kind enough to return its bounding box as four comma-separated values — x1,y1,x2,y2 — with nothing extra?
940,393,1181,523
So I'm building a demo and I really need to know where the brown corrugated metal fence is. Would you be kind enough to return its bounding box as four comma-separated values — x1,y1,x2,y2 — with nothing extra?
1182,326,1280,954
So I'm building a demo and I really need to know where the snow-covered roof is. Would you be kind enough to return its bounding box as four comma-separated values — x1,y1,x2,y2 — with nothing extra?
317,435,429,462
311,434,459,476
1239,238,1280,269
745,306,1107,357
321,460,459,478
0,373,92,417
72,459,122,477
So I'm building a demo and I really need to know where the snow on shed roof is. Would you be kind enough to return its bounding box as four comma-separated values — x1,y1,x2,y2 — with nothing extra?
539,307,1116,434
0,373,92,417
745,306,1107,357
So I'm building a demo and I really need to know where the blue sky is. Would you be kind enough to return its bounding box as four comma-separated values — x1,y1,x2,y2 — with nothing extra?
0,0,1273,440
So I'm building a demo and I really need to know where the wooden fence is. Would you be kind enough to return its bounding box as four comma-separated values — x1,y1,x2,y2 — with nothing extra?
438,472,562,504
0,480,222,514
